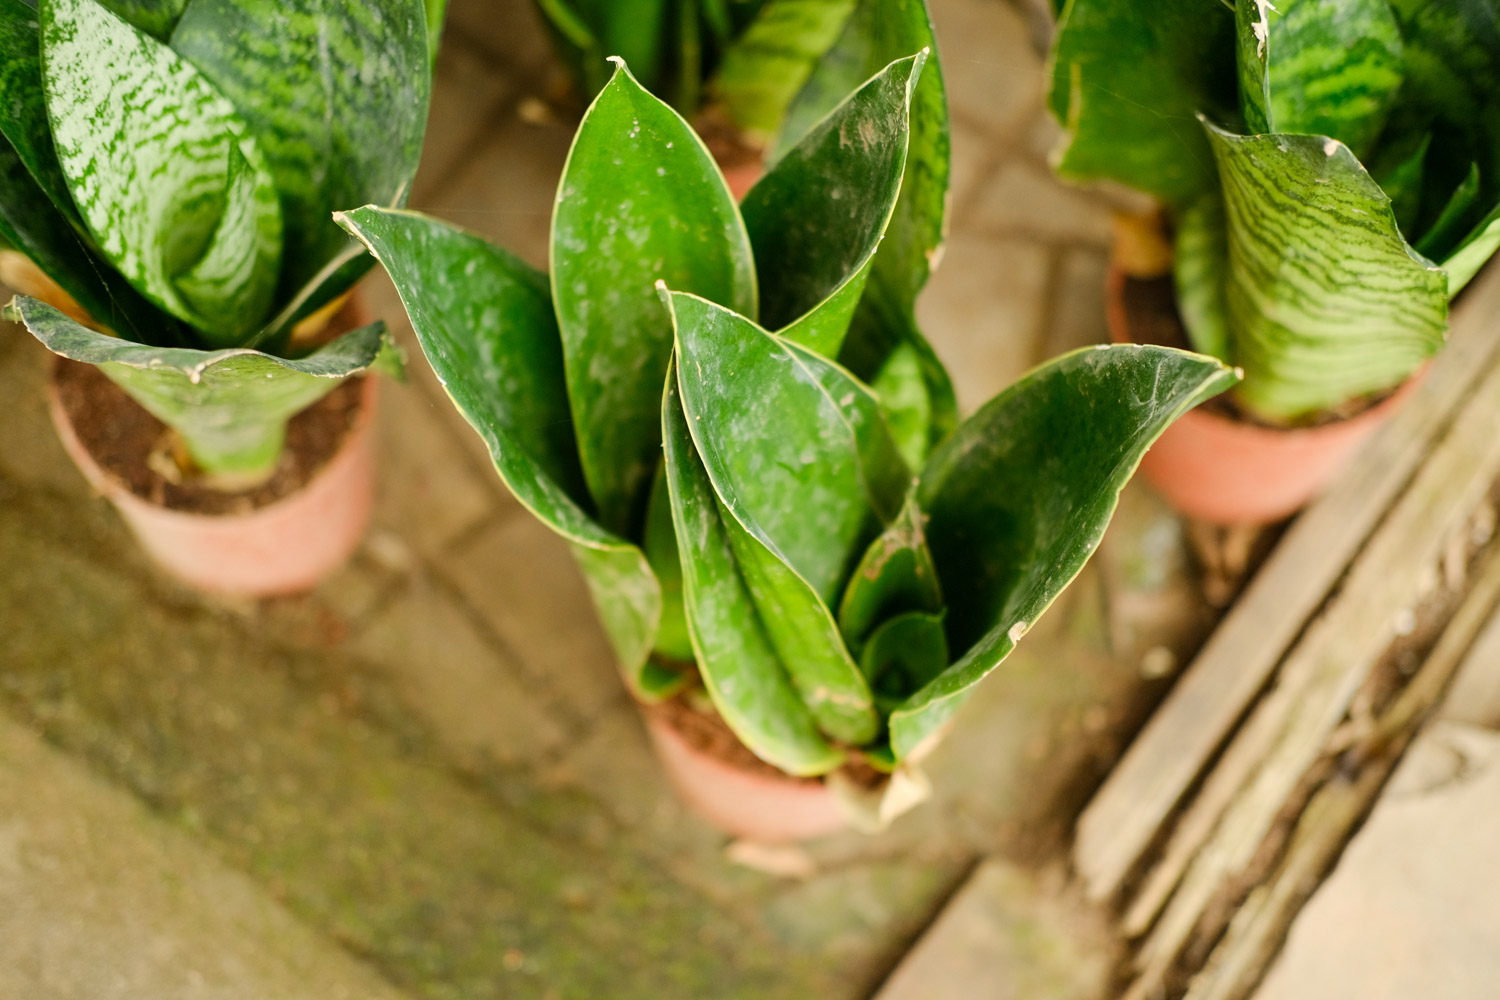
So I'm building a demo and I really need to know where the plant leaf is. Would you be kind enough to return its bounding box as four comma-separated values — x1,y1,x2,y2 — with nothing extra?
551,59,756,536
171,0,430,304
741,51,923,357
10,294,385,475
889,344,1238,761
424,0,447,61
1048,0,1237,207
711,0,853,140
534,0,669,98
669,289,897,744
643,460,695,663
860,609,946,706
779,0,955,457
1173,191,1232,362
1236,0,1404,161
1205,122,1448,421
1416,161,1481,260
1443,201,1500,295
837,493,941,654
41,0,282,346
0,0,81,228
94,0,183,38
662,361,845,776
336,206,681,700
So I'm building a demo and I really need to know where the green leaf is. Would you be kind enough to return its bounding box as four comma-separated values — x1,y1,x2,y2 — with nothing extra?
551,59,755,536
1204,122,1448,421
1048,0,1237,207
11,294,386,475
643,460,695,663
535,0,669,98
890,344,1238,760
669,289,898,744
1173,192,1232,362
1368,129,1431,235
711,0,853,139
860,609,946,706
662,361,845,775
171,0,431,303
1416,161,1481,260
779,0,955,458
0,0,81,229
838,494,941,654
336,205,680,700
425,0,447,61
42,0,282,346
741,51,923,356
1236,0,1404,160
868,339,931,470
1443,201,1500,295
94,0,184,38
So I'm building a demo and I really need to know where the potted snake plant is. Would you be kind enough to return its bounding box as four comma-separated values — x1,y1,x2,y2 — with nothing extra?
533,0,882,197
342,27,1236,840
1048,0,1500,524
0,0,439,595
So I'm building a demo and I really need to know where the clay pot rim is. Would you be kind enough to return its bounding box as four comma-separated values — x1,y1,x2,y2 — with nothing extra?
1104,263,1421,440
47,364,378,526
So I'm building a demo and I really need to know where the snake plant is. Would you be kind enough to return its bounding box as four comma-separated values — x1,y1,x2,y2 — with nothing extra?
341,10,1235,784
0,0,441,483
1050,0,1500,423
534,0,858,144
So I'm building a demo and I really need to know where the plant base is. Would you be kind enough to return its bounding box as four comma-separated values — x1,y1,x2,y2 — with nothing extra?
640,706,848,842
48,368,377,597
1107,266,1417,525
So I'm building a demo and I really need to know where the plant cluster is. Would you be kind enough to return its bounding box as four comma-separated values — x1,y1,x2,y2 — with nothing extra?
1050,0,1500,422
343,3,1235,780
534,0,858,143
0,0,441,482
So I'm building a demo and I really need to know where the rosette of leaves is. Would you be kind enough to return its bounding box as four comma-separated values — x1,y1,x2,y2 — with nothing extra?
1049,0,1500,423
533,0,866,144
0,0,441,482
340,43,1236,780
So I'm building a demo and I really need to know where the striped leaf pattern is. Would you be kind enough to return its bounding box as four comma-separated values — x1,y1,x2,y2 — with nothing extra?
1206,124,1447,421
712,0,853,139
170,0,431,302
41,0,282,346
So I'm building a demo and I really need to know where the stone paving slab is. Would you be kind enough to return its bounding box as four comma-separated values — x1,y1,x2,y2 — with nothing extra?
873,859,1114,1000
0,716,413,1000
1253,722,1500,1000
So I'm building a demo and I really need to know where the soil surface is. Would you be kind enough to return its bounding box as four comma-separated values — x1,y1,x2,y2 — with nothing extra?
643,691,886,789
54,360,364,516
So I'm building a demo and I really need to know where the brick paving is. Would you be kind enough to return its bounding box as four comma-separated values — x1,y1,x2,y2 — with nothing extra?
0,2,1217,996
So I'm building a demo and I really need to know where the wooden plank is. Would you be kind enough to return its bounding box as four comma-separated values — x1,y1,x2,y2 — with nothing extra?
1184,546,1500,1000
1073,267,1500,903
1126,334,1500,990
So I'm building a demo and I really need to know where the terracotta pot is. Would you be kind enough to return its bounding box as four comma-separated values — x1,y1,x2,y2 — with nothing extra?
720,159,765,202
1106,265,1419,525
47,367,378,598
641,711,847,842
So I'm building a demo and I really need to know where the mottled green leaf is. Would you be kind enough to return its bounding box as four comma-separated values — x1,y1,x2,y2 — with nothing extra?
1205,122,1447,421
781,0,949,315
712,0,853,139
0,0,80,228
1173,192,1232,362
1048,0,1237,207
742,51,923,356
890,345,1237,760
868,339,930,470
662,363,844,775
838,494,941,654
42,0,281,345
669,289,892,744
171,0,430,303
534,0,669,98
336,205,679,700
10,295,385,475
1236,0,1404,160
643,461,695,663
551,60,755,536
0,133,184,345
